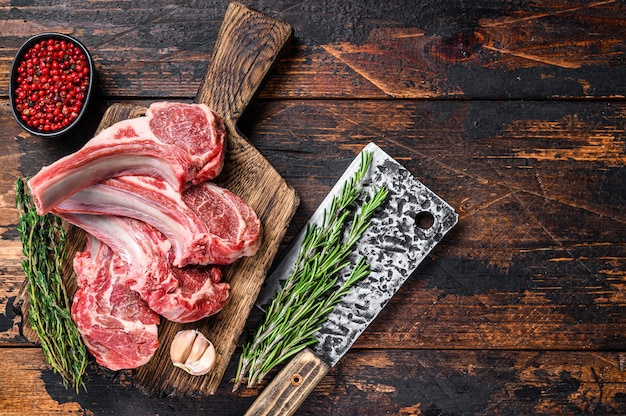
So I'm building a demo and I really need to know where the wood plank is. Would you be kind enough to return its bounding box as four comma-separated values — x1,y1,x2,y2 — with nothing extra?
0,347,624,415
274,0,626,99
239,98,626,351
0,0,624,99
2,98,625,352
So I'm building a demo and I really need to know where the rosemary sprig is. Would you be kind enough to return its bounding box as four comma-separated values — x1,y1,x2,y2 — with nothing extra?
16,177,88,392
233,151,389,390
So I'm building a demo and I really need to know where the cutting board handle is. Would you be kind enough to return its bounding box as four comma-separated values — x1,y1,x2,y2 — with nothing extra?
244,348,330,416
195,2,292,127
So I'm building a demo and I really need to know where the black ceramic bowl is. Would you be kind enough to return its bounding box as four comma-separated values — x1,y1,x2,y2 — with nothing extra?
9,33,95,138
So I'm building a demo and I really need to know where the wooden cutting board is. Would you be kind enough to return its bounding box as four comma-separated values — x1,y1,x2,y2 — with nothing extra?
17,2,298,396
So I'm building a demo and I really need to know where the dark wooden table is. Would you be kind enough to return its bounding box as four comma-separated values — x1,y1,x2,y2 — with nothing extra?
1,1,625,415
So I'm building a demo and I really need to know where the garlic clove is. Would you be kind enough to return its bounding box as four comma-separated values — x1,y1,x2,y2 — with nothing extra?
185,331,210,363
170,329,217,376
170,329,196,364
199,341,216,369
185,342,216,376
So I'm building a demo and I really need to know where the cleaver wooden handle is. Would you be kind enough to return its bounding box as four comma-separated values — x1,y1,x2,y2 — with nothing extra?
195,2,292,128
244,348,330,416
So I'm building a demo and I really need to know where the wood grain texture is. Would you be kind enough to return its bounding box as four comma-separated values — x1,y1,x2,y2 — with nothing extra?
0,0,624,99
0,0,625,414
0,348,624,415
269,0,626,99
196,2,292,125
244,348,330,416
13,2,299,398
5,98,624,352
241,99,626,351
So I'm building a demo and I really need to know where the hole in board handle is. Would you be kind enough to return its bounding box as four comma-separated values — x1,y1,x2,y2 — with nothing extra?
416,211,435,230
291,373,303,387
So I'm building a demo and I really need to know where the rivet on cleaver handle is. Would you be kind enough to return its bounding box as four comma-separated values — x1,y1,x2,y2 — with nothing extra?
246,142,458,416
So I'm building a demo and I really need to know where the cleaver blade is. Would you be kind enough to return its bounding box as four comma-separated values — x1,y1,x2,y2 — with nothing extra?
245,142,458,416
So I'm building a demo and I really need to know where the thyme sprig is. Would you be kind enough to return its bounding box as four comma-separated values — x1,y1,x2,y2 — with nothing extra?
16,177,88,392
233,151,388,390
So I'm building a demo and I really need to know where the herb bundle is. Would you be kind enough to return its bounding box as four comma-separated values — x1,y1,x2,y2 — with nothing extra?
233,151,388,390
16,177,88,392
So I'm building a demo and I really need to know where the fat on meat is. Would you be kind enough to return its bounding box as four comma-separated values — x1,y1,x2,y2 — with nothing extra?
71,235,160,370
28,100,261,369
63,213,230,323
28,102,226,215
54,176,262,267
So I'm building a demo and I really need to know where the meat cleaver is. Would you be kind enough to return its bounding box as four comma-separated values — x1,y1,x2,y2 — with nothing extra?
245,142,458,416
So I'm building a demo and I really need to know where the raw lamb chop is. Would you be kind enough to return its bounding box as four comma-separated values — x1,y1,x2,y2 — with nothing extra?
28,102,226,214
63,212,230,323
183,181,261,263
71,235,160,370
54,176,262,267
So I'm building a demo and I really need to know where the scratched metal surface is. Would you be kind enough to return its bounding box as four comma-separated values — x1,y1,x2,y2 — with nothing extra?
257,142,458,366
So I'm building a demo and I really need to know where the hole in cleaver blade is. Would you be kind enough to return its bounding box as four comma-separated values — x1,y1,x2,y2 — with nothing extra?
256,142,458,366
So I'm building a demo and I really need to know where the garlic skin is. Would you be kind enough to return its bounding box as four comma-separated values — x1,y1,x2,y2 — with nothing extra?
170,329,216,376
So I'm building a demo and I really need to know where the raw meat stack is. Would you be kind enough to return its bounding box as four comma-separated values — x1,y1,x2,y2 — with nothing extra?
28,102,262,370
